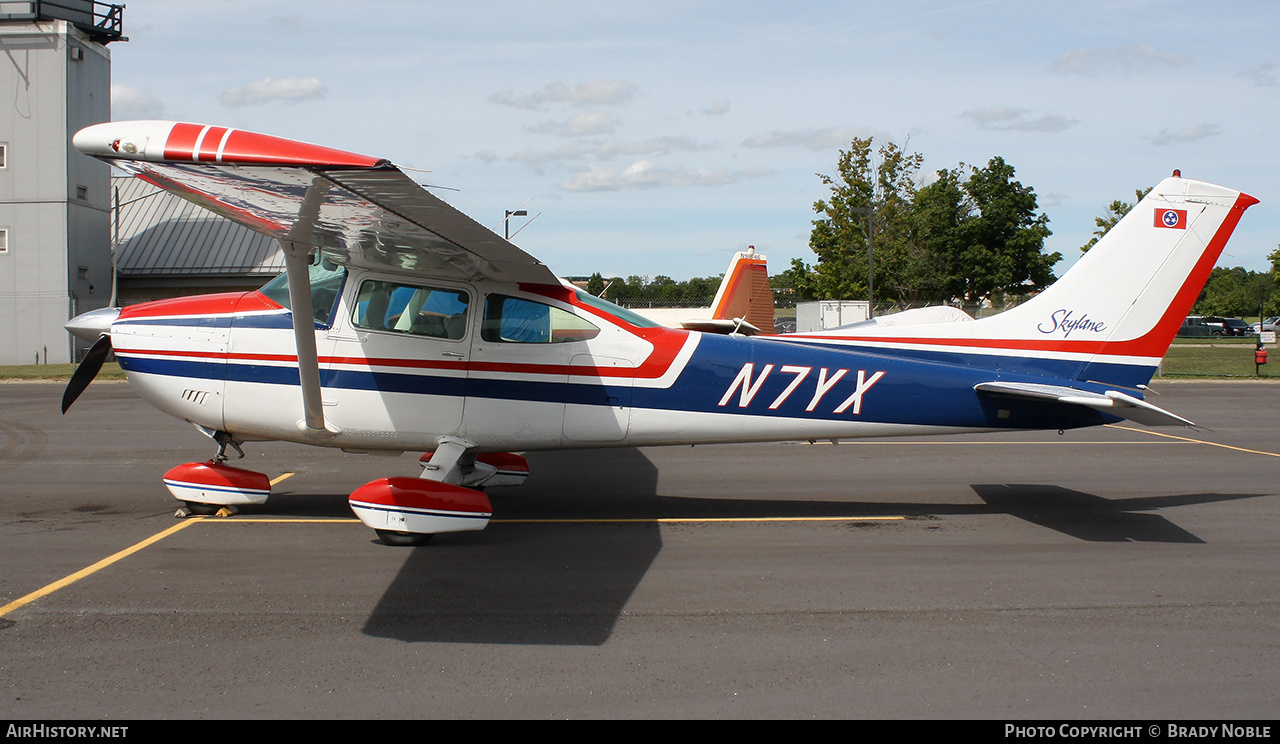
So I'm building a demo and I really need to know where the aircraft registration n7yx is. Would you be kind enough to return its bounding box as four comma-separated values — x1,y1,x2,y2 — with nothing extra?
64,120,1258,545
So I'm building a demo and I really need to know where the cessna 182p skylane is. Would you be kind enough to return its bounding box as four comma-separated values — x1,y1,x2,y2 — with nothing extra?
63,120,1257,546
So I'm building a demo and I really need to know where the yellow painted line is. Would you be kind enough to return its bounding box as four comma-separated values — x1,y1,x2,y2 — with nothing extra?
0,518,201,619
804,439,1171,445
196,516,904,525
497,516,904,524
1106,424,1280,458
269,472,294,486
0,502,900,619
202,518,357,524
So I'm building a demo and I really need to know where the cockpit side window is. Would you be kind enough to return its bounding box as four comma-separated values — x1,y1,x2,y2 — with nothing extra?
482,294,600,343
351,279,470,340
260,255,347,326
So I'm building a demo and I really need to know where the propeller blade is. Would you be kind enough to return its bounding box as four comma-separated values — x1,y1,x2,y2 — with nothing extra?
62,335,112,414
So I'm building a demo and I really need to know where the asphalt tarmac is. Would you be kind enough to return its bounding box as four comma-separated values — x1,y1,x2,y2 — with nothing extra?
1,380,1277,719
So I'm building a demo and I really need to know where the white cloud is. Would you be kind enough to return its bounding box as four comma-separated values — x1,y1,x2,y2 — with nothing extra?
702,100,731,116
741,127,869,150
1239,63,1276,87
510,137,715,174
269,16,303,35
490,80,639,110
1150,123,1222,146
527,111,621,137
961,108,1077,133
560,160,769,192
219,77,326,107
111,84,165,119
1050,44,1189,75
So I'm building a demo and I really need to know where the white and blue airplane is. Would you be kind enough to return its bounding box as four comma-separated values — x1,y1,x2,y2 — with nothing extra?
63,120,1258,545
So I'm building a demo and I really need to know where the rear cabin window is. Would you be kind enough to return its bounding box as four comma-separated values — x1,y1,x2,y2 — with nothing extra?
482,294,600,343
352,280,470,340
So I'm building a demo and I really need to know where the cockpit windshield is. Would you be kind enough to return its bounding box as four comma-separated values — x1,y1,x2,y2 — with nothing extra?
260,255,347,325
572,288,661,329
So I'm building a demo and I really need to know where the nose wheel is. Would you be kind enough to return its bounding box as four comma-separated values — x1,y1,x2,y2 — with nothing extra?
163,459,272,516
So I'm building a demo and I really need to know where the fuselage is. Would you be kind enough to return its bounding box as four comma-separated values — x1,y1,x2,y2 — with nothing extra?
105,265,1117,455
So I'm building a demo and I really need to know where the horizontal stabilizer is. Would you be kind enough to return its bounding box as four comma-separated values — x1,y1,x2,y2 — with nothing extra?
679,318,762,335
974,381,1195,427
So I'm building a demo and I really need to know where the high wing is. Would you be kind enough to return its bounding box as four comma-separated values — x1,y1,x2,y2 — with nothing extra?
75,120,558,437
74,121,557,285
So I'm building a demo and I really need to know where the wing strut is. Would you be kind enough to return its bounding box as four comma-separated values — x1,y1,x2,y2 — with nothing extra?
282,177,337,439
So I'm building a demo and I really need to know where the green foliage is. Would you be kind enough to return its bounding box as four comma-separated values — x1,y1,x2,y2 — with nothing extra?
802,138,923,302
924,158,1058,304
793,138,1059,305
1188,255,1278,318
1080,187,1152,253
1267,246,1280,316
1193,266,1272,317
604,273,727,306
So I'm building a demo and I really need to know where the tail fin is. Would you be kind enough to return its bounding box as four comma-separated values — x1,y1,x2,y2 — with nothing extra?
820,175,1257,387
710,247,775,334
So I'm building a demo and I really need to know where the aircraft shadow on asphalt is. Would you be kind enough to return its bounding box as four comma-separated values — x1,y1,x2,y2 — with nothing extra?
968,484,1245,544
343,449,1269,647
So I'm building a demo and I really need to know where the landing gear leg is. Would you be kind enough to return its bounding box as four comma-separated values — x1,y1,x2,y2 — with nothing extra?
419,435,477,484
212,431,245,463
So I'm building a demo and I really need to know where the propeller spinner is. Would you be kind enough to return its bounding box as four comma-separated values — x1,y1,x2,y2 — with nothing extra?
62,307,121,413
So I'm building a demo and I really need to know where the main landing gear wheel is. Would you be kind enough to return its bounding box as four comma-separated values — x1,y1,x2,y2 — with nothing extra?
375,529,434,547
183,501,221,516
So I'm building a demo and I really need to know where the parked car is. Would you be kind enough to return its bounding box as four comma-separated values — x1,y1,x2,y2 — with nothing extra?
1180,316,1221,337
1178,315,1253,337
1221,317,1255,336
1250,316,1280,334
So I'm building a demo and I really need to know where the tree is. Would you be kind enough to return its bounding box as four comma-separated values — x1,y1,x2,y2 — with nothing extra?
1193,266,1275,318
943,157,1058,304
1080,187,1152,253
803,137,924,303
796,140,1059,306
781,257,821,301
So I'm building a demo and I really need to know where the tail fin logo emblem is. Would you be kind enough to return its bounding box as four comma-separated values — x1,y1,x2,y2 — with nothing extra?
1156,208,1187,229
1038,309,1107,337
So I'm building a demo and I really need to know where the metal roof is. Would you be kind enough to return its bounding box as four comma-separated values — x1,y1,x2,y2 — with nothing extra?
112,175,284,277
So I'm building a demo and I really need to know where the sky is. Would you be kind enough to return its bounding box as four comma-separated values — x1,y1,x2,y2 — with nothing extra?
106,0,1280,282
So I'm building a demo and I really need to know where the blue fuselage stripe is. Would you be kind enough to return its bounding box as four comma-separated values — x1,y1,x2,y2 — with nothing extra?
116,328,1126,431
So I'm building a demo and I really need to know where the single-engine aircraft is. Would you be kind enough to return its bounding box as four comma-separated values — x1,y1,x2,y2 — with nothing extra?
63,120,1257,546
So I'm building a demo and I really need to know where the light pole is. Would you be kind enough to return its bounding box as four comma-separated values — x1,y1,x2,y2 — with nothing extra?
110,184,168,308
505,209,527,241
849,207,875,319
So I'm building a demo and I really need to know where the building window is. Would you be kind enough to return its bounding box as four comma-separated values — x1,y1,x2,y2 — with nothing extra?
0,143,7,169
0,229,8,254
76,185,88,200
